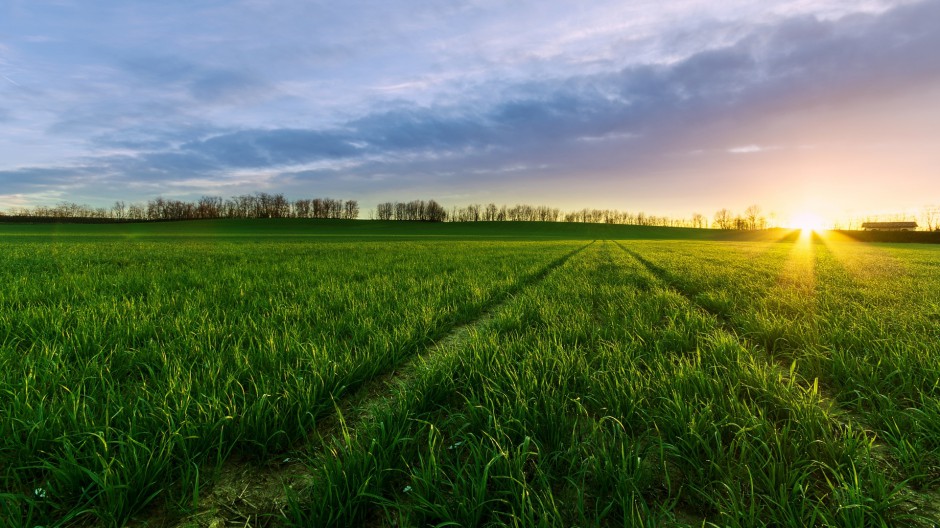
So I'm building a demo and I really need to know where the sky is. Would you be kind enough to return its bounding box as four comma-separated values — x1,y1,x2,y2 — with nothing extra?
1,0,939,222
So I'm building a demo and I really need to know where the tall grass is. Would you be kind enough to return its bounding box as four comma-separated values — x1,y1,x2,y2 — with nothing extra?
3,231,936,526
630,238,940,490
0,238,577,526
287,241,922,526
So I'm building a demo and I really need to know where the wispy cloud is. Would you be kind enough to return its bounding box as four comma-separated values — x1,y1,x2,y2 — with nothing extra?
1,74,22,88
728,145,771,154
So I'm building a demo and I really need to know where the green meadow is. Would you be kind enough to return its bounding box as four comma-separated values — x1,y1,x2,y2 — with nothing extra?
2,220,939,527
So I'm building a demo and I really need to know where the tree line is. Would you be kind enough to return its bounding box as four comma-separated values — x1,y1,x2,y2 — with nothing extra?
711,205,768,230
439,203,779,229
1,195,760,229
372,202,713,228
4,193,359,221
444,203,563,222
7,194,938,231
375,200,448,222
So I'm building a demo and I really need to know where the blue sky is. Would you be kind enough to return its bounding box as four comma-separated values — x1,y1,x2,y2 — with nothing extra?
1,0,938,221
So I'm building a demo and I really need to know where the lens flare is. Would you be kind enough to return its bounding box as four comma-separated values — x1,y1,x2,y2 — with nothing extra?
790,212,825,232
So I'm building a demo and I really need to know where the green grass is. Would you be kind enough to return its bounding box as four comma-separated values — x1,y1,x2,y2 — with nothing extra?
1,221,938,526
288,241,929,527
0,217,807,241
0,236,578,526
629,238,940,490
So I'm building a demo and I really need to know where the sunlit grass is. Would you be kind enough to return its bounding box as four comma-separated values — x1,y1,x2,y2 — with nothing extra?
632,237,940,494
2,231,938,526
287,241,924,526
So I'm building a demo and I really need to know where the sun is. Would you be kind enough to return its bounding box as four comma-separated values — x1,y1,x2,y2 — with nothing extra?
790,211,826,232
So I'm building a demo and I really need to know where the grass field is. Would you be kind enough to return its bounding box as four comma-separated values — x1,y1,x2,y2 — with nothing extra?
1,220,939,527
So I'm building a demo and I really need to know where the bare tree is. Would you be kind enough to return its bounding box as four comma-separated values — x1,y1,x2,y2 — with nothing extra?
343,200,360,220
923,205,940,231
197,196,223,219
376,202,393,220
713,208,733,229
744,204,765,230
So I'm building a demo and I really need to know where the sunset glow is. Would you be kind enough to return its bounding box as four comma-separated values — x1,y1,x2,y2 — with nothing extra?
0,1,938,223
789,212,827,232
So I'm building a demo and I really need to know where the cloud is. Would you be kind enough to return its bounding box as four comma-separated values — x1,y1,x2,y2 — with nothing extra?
189,70,266,102
3,0,940,208
1,74,24,88
180,129,363,168
0,166,99,194
727,145,781,154
351,108,496,151
119,54,270,103
119,55,197,85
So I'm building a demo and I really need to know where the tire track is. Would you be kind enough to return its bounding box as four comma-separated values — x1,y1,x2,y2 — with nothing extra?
310,240,595,444
158,241,595,528
617,241,852,392
613,240,939,525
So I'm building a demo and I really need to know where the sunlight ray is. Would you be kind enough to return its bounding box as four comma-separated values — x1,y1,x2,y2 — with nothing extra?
776,230,819,314
816,230,909,284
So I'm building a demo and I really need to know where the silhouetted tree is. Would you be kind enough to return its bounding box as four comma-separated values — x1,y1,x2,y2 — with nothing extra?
744,204,766,230
376,202,393,220
923,205,940,231
343,200,360,220
713,208,733,229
